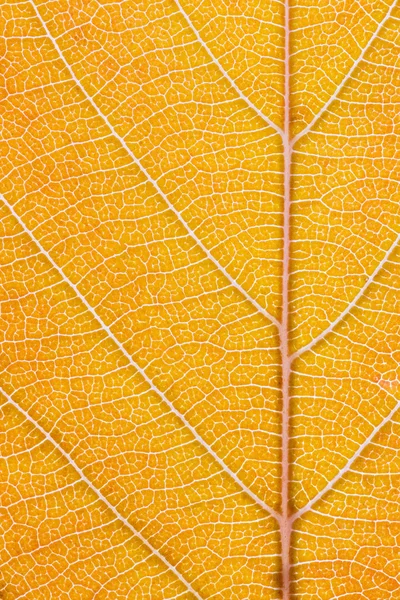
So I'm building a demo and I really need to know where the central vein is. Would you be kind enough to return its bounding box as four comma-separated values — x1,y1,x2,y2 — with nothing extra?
280,0,292,597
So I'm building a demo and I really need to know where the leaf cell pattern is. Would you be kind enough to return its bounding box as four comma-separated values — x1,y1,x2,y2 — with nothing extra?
0,0,399,598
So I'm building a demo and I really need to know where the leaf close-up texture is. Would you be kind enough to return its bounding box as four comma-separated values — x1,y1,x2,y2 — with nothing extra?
0,0,399,598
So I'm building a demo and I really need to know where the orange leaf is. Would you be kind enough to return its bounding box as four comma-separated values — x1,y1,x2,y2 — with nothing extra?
0,0,399,598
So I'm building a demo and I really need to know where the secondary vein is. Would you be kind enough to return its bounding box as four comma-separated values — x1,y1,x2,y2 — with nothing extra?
27,0,281,333
291,0,399,146
0,192,280,523
173,0,284,138
0,385,204,600
291,233,400,360
292,388,400,522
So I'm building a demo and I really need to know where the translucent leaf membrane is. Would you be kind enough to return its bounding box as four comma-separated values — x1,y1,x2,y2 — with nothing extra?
294,412,400,598
0,205,279,599
36,0,284,319
0,0,400,598
174,0,284,129
290,0,394,134
0,1,282,513
292,247,400,510
291,5,400,351
0,397,193,600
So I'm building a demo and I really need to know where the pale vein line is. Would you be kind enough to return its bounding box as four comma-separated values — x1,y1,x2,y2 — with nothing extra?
292,393,400,522
291,233,400,360
1,193,280,523
291,0,399,146
28,0,280,332
279,0,292,596
173,0,284,138
0,386,203,600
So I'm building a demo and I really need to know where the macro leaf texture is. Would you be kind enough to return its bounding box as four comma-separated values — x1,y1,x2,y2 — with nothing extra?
0,0,400,598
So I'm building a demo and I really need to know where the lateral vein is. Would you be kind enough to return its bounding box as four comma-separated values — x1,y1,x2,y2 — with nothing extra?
291,233,400,360
27,0,280,332
0,193,280,523
291,0,398,146
173,0,284,138
0,386,204,600
292,390,400,522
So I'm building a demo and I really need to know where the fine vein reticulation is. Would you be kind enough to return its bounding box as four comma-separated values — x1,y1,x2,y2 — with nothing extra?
0,385,204,600
15,0,282,521
1,0,399,598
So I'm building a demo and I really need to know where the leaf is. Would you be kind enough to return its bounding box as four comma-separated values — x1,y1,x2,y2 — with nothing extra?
0,0,399,598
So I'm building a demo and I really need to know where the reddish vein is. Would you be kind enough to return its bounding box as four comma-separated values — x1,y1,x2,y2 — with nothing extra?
280,0,292,597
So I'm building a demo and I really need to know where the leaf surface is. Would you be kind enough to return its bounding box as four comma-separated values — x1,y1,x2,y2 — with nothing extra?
0,0,399,598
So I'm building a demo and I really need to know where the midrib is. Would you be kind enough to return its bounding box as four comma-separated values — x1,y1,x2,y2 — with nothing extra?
280,0,292,596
